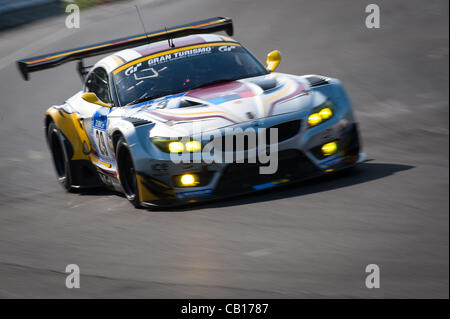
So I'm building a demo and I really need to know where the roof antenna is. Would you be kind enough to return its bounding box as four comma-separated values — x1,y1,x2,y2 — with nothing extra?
134,5,150,45
165,26,175,48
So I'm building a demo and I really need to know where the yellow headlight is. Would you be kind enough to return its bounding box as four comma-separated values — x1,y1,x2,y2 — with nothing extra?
179,174,198,186
185,140,202,152
308,113,322,127
319,107,333,120
168,141,184,153
321,141,338,156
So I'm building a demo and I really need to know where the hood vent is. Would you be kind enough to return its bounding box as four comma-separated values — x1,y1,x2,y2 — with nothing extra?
179,99,204,108
124,117,153,127
250,78,278,91
304,75,329,87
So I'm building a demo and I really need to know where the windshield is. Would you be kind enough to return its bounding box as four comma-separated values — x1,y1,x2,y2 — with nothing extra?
113,43,268,106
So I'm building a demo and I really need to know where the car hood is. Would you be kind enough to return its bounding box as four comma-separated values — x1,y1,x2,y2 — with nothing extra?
121,73,321,137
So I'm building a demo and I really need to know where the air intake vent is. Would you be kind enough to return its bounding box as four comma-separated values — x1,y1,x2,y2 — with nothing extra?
304,75,329,87
215,149,320,194
124,117,153,127
179,99,204,108
250,78,278,91
267,119,301,143
215,120,302,153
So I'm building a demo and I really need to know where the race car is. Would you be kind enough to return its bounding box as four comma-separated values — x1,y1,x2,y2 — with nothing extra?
17,17,364,208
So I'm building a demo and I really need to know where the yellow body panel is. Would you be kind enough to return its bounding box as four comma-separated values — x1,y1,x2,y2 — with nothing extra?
90,154,112,168
136,174,158,202
46,107,91,161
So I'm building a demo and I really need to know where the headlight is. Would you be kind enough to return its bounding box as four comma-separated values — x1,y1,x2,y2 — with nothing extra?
308,101,334,128
321,141,338,156
175,173,200,187
319,107,333,120
185,140,202,152
152,138,202,153
168,141,184,153
307,113,322,126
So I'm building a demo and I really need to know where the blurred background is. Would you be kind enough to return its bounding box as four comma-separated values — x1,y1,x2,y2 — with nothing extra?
0,0,448,298
0,0,122,30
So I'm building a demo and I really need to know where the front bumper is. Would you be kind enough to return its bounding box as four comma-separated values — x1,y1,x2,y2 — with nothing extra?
135,122,363,208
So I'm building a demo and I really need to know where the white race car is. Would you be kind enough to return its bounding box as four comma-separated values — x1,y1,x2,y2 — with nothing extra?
17,17,364,208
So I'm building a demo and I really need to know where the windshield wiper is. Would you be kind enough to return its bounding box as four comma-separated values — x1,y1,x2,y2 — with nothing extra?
125,97,152,106
124,91,176,106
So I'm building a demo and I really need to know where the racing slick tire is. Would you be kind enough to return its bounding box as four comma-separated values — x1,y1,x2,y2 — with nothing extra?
116,137,142,208
47,122,74,192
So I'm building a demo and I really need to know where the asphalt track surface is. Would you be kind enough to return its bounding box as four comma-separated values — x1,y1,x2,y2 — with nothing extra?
0,0,448,298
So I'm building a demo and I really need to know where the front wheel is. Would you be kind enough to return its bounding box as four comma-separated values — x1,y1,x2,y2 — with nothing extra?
116,137,141,208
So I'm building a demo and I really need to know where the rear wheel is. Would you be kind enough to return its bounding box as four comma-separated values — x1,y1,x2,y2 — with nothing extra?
47,122,73,191
116,137,141,208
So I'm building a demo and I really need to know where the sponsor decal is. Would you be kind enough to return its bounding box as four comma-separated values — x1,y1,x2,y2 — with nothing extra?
218,45,236,52
252,179,290,191
92,107,112,158
176,188,213,199
125,47,215,78
123,45,240,78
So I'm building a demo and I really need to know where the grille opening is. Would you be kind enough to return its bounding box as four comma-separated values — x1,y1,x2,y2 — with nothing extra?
214,119,302,154
268,119,301,143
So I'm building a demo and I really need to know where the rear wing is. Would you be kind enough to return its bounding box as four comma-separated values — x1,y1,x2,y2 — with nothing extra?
17,16,233,81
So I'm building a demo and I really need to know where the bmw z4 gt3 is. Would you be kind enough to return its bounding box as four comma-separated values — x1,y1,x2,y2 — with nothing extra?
17,17,364,208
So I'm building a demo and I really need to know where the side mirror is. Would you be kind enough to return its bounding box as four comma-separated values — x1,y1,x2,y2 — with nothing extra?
81,92,111,108
266,50,281,72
